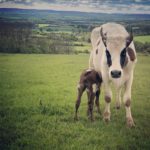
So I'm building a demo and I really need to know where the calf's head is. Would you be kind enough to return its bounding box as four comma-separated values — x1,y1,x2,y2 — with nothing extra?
100,27,133,79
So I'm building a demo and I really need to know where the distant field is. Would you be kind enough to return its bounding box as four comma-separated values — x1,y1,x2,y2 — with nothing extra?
38,24,49,28
73,42,91,52
75,35,150,52
135,35,150,43
0,54,150,149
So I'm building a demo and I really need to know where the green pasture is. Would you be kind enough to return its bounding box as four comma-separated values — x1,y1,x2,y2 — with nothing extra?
73,42,91,52
0,54,150,150
135,35,150,43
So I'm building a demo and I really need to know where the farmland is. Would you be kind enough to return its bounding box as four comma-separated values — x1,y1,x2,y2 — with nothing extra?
0,54,150,150
135,35,150,43
0,8,150,54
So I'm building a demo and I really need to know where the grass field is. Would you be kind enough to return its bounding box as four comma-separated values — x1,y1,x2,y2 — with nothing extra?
135,35,150,43
0,54,150,150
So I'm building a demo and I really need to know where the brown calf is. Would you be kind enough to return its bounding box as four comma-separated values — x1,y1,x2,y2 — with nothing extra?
74,69,102,121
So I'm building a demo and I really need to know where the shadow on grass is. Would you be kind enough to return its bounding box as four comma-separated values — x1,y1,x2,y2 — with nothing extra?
0,96,24,149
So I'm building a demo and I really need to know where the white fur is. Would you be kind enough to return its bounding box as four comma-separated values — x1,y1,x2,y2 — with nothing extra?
77,84,81,90
89,23,137,125
92,83,97,93
86,68,92,72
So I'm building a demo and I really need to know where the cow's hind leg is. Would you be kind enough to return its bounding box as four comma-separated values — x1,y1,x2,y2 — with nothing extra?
74,84,85,120
123,73,135,128
115,87,122,109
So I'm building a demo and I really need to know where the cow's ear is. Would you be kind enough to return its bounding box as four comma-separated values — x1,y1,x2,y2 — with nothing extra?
126,28,133,47
126,47,136,61
100,27,107,47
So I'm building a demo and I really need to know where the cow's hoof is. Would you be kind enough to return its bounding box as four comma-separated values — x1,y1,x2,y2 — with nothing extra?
126,117,135,128
116,105,121,109
103,112,110,122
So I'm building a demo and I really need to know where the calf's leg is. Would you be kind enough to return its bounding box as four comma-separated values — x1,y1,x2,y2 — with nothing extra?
95,88,101,115
86,90,90,116
74,84,85,120
87,86,95,121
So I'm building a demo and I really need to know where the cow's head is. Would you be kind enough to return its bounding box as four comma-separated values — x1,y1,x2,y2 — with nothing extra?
100,27,133,79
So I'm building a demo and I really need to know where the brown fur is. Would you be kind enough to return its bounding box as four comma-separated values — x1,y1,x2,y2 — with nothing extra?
74,69,102,121
105,95,111,103
127,47,136,61
125,99,131,107
79,69,102,85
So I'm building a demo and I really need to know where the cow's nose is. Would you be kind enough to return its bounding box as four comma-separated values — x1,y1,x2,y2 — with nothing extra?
111,70,121,78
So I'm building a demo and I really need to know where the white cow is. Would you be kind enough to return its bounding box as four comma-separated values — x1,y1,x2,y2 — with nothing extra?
89,23,137,127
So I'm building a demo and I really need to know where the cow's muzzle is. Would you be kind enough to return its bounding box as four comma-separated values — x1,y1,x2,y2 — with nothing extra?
111,70,121,78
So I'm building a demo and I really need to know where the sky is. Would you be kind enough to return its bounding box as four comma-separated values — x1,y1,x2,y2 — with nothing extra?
0,0,150,14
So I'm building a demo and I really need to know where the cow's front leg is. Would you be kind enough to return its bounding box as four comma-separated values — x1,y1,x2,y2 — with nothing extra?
123,73,135,128
103,84,112,122
115,87,122,109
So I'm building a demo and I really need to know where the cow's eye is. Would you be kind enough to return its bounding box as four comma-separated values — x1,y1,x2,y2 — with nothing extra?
120,48,126,67
106,49,112,67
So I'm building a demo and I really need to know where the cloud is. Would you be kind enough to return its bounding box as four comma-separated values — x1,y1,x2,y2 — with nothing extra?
0,0,150,14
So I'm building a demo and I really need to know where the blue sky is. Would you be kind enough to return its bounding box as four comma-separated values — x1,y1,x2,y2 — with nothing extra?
0,0,150,14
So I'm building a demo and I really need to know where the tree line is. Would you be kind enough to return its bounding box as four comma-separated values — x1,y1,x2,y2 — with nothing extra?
0,22,149,54
0,22,76,54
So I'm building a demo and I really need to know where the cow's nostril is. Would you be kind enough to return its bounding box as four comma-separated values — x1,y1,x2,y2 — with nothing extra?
118,71,121,76
111,70,121,78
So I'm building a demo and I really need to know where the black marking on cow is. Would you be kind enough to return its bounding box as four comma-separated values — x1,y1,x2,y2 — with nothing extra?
106,49,112,67
96,49,98,54
120,48,127,68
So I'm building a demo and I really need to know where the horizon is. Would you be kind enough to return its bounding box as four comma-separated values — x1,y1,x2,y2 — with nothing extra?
0,0,150,14
1,7,150,16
